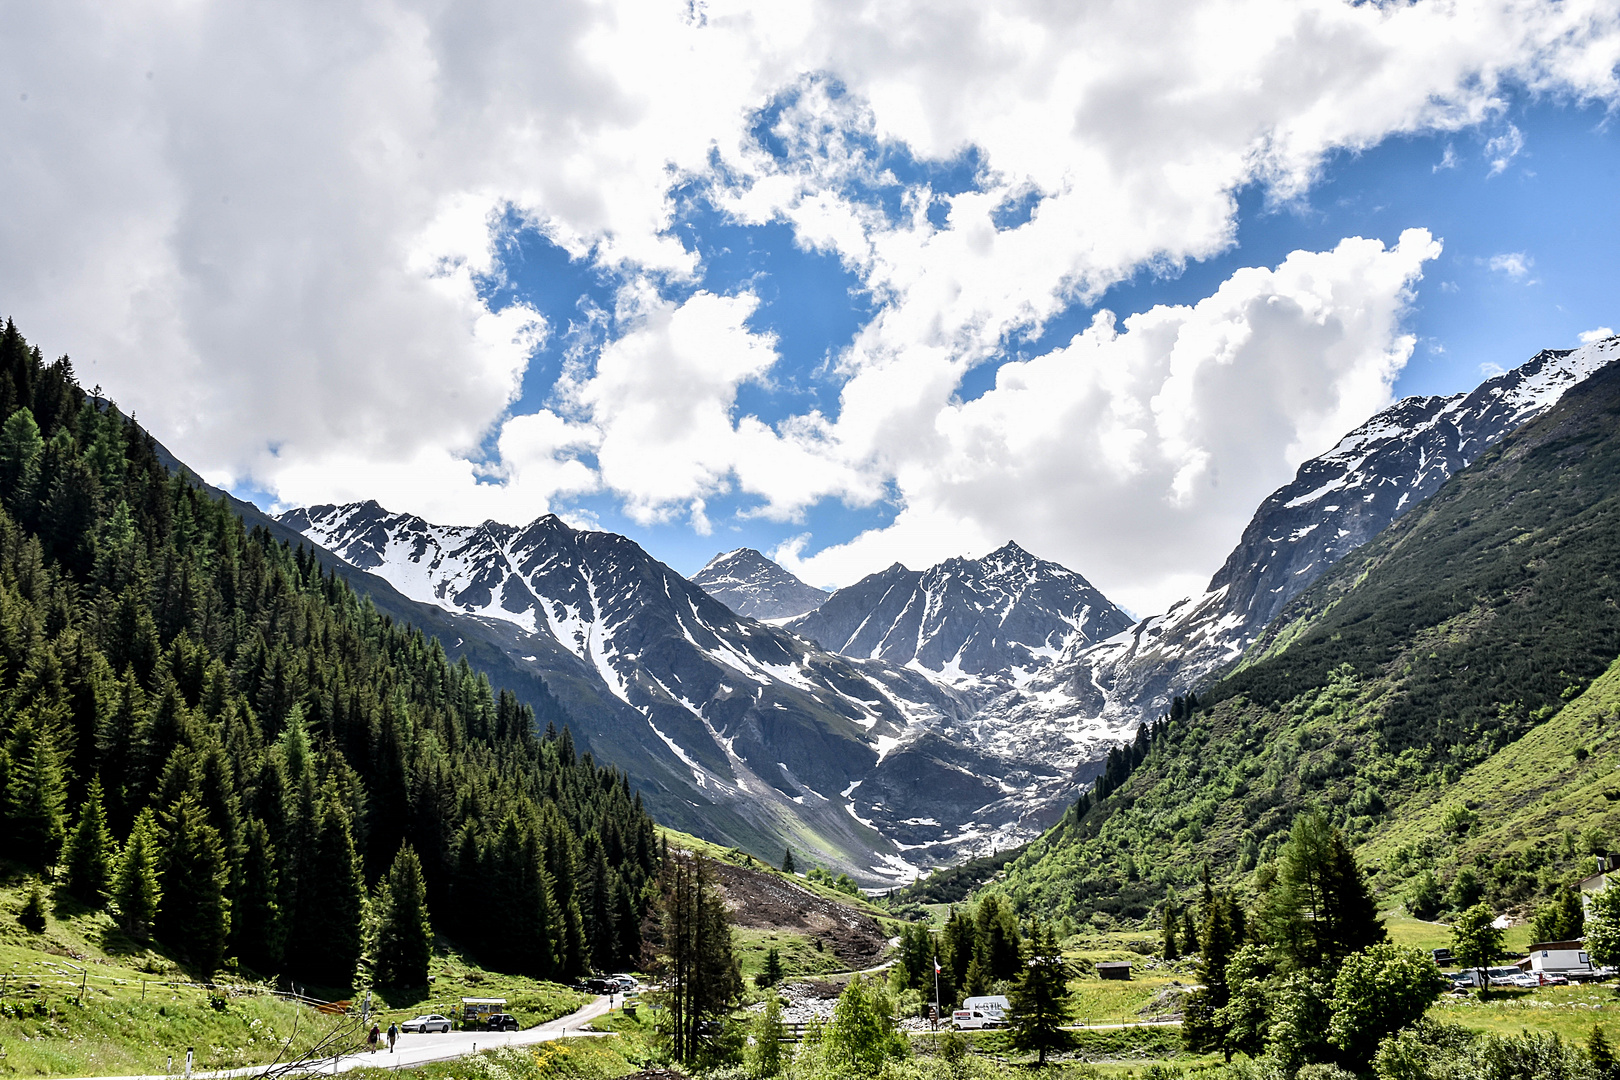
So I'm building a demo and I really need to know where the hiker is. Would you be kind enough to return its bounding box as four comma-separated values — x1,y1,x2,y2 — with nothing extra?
387,1022,399,1053
368,1024,381,1052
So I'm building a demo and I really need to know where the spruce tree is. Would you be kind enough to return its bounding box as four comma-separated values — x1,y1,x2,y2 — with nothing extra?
1008,918,1073,1065
4,716,69,869
233,816,285,975
373,843,433,989
155,794,231,977
288,792,364,988
113,808,163,934
61,777,115,904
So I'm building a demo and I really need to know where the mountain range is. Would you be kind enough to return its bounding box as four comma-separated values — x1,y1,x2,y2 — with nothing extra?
988,345,1620,926
271,335,1618,881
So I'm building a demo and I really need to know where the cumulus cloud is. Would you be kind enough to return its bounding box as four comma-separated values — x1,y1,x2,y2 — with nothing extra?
2,0,1619,608
776,230,1441,612
1580,326,1616,344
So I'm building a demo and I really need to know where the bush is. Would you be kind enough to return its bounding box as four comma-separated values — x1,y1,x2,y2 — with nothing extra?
18,879,48,932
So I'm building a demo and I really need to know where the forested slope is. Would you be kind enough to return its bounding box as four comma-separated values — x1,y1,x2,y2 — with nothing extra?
995,359,1620,924
0,318,656,986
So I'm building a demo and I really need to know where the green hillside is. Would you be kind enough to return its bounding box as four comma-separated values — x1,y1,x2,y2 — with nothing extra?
995,360,1620,923
0,317,656,990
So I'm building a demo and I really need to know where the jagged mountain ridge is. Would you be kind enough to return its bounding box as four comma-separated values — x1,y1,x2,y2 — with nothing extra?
275,502,1066,879
786,541,1133,693
691,548,830,621
973,334,1620,769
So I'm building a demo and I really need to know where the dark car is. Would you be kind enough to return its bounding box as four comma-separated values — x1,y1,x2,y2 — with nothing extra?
478,1013,520,1032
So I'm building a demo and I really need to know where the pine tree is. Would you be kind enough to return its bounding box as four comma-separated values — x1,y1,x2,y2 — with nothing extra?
61,777,115,904
1008,918,1073,1065
656,854,741,1063
373,843,433,989
155,794,231,977
759,946,784,988
1162,900,1180,961
781,848,795,874
4,716,69,869
1257,809,1383,970
233,816,285,976
288,791,365,988
113,807,163,934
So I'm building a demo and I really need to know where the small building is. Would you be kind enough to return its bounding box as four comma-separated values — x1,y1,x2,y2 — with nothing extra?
1514,941,1593,977
460,997,508,1026
1096,961,1133,981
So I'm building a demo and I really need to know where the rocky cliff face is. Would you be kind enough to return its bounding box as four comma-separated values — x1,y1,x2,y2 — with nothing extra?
786,541,1132,695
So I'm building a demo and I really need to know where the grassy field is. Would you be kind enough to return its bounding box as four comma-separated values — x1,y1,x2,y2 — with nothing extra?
0,875,589,1077
733,927,847,983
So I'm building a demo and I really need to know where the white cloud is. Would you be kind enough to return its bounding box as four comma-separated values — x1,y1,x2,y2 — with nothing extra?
1486,123,1526,174
777,230,1441,612
1580,326,1616,344
1488,252,1535,279
1,0,1618,606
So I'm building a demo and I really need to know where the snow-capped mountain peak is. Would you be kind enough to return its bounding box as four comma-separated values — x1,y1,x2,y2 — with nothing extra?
690,547,830,621
786,541,1132,691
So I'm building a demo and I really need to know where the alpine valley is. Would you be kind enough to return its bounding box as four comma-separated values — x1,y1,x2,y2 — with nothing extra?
269,336,1620,883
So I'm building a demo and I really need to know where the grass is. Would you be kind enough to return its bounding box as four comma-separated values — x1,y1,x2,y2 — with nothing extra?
734,928,846,983
0,876,588,1076
1360,656,1620,916
1430,983,1620,1043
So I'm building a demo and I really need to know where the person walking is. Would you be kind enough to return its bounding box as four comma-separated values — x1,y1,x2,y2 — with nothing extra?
387,1022,399,1053
367,1024,380,1053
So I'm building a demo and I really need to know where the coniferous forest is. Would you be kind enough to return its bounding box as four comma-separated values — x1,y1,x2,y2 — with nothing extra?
0,318,659,988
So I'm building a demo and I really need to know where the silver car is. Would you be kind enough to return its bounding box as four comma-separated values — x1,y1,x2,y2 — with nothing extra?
401,1014,452,1033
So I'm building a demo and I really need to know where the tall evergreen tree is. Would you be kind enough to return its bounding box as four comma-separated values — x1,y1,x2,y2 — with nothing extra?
112,807,163,934
655,854,741,1064
292,791,365,987
3,715,69,869
155,793,231,977
372,842,433,989
1008,918,1073,1065
61,776,115,903
233,815,285,976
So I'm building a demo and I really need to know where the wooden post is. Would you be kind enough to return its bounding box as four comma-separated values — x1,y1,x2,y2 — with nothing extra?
79,970,87,1005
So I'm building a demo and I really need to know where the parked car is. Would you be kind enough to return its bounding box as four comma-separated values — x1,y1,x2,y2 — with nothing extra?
401,1014,452,1033
586,977,615,994
1542,973,1571,986
609,974,640,992
477,1013,520,1032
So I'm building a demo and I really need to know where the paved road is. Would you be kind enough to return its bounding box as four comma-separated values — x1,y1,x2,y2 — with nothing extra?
49,997,614,1080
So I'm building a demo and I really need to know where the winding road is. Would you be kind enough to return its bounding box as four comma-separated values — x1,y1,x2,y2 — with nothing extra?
51,996,614,1080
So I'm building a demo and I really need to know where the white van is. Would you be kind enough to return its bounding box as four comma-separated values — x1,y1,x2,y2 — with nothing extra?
953,996,1010,1029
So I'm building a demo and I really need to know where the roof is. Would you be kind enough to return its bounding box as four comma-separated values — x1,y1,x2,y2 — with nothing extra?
1095,961,1133,970
1526,940,1586,951
461,997,507,1005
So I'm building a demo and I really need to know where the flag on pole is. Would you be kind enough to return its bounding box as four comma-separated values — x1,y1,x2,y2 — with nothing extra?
934,957,942,973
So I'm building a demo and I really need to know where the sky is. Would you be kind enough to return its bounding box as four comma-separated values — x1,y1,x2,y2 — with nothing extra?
2,1,1619,617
